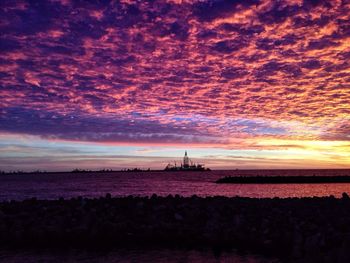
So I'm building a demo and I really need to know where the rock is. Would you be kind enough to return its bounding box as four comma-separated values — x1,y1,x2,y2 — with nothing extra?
174,213,183,221
338,234,350,262
292,244,302,259
136,201,144,208
154,205,166,211
342,192,349,199
0,194,349,262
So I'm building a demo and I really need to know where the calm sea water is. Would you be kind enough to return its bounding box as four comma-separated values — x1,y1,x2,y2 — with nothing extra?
1,169,350,201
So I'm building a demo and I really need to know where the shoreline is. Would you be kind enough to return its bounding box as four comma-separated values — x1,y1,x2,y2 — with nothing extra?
1,194,350,262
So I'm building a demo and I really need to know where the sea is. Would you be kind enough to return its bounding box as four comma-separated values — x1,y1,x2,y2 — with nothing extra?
1,169,350,201
1,169,349,262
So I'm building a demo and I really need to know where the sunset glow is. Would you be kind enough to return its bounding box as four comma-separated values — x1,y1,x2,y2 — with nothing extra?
1,0,350,171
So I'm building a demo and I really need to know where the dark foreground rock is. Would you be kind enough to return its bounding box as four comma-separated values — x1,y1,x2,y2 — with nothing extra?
1,194,350,262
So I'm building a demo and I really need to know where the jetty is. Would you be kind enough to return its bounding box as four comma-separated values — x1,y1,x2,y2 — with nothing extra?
216,175,350,184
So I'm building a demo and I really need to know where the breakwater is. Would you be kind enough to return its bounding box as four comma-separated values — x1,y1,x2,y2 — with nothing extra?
1,194,350,262
216,175,350,184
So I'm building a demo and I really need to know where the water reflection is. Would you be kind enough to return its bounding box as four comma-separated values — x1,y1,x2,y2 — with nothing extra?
0,170,349,201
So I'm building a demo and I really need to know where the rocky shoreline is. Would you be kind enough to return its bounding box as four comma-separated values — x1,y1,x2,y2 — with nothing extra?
1,194,350,262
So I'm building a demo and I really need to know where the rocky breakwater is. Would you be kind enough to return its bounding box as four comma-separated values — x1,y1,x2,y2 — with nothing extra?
1,194,350,262
216,175,350,184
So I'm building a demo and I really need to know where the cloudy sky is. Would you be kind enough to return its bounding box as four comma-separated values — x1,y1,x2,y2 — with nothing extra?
1,0,349,171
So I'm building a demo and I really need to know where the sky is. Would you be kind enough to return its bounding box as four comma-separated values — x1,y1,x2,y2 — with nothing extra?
1,0,350,171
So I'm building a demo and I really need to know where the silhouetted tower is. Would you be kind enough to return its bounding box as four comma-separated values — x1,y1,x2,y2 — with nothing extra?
183,151,190,168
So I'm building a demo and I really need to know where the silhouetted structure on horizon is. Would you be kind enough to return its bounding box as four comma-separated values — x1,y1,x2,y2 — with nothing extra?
165,151,210,171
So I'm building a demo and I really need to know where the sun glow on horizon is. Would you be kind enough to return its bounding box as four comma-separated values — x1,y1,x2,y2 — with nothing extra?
0,133,349,172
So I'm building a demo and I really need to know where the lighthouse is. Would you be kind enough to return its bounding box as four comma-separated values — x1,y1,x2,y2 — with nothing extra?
183,151,190,168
